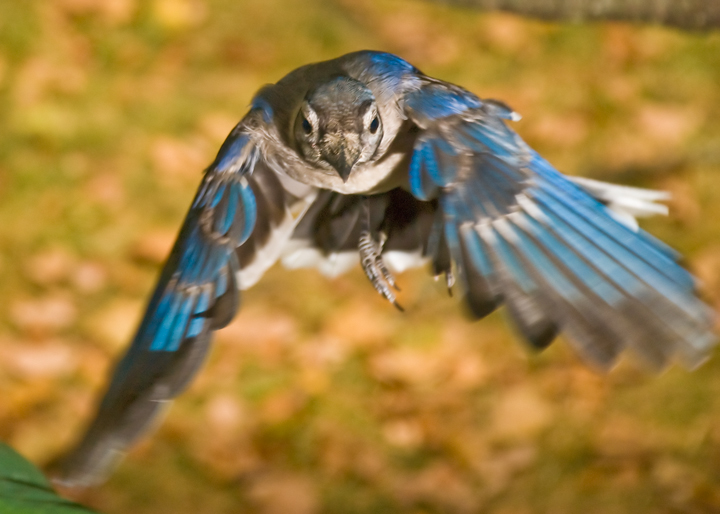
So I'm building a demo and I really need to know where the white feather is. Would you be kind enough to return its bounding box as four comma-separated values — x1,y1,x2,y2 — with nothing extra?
384,250,427,272
281,248,359,278
567,176,670,231
237,185,317,290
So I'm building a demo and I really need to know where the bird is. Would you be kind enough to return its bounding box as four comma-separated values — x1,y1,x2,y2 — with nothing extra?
55,50,716,486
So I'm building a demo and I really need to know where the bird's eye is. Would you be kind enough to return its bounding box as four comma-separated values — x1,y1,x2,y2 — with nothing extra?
301,116,312,135
369,116,379,134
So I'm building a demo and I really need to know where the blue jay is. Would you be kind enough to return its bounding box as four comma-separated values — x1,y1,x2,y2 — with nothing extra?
56,51,716,486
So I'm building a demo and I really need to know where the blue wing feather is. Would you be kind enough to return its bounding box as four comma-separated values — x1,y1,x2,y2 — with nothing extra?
489,225,541,296
404,79,715,366
530,153,695,289
403,81,482,124
464,120,523,161
518,213,625,306
215,268,228,297
238,181,257,244
57,125,261,486
531,186,699,316
154,294,185,352
215,185,237,235
408,140,440,200
459,225,494,280
424,141,445,187
166,295,198,353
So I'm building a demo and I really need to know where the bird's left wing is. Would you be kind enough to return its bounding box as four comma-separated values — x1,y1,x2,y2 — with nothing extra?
56,116,273,486
402,79,715,369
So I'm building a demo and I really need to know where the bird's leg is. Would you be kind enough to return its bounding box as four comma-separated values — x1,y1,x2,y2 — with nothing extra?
359,198,403,311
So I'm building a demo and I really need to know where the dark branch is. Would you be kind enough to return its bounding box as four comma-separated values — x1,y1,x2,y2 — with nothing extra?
430,0,720,30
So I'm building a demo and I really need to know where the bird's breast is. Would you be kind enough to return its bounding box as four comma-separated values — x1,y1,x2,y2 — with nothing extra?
281,151,408,195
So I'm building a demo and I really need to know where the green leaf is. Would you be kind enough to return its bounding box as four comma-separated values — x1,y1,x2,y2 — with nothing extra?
0,443,99,514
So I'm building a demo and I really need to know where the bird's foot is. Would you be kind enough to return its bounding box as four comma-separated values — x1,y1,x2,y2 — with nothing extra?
359,230,403,311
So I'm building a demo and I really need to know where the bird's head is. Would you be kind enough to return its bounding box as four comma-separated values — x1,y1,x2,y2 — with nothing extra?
294,76,383,182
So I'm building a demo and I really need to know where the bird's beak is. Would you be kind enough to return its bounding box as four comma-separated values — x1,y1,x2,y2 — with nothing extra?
324,139,360,183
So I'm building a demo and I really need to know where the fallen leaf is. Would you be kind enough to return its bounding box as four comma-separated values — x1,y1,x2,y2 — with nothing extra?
377,11,460,65
71,261,108,293
149,135,208,183
205,394,246,434
661,177,702,226
11,295,77,335
527,112,589,148
475,445,537,495
382,418,424,449
248,473,318,514
131,229,176,263
85,299,143,350
393,462,480,513
1,339,77,379
482,14,532,53
152,0,207,30
636,104,702,146
370,347,440,385
594,415,654,458
26,247,75,285
224,306,298,343
12,57,87,107
323,300,394,350
490,386,553,441
198,111,238,142
260,390,305,424
84,172,126,209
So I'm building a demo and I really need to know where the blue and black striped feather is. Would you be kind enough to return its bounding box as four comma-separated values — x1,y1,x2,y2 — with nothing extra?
56,129,261,486
404,82,715,369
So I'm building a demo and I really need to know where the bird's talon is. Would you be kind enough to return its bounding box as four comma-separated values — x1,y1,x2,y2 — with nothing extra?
359,229,401,309
377,258,399,290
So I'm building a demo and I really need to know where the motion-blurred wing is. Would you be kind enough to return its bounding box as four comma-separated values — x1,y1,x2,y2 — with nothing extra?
403,79,716,368
57,120,285,486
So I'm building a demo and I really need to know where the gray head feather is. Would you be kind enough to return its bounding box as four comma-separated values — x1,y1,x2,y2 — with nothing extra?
294,76,383,182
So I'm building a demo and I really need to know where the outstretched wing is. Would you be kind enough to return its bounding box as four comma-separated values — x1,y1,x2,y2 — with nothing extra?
402,79,716,369
56,117,294,486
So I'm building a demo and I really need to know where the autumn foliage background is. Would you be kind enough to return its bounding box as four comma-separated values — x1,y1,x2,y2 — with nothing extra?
1,1,720,513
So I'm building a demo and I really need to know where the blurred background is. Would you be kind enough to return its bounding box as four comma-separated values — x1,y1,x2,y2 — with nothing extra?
1,1,720,513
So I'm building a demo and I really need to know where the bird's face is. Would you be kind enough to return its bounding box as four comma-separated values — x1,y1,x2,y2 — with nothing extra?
294,77,383,182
